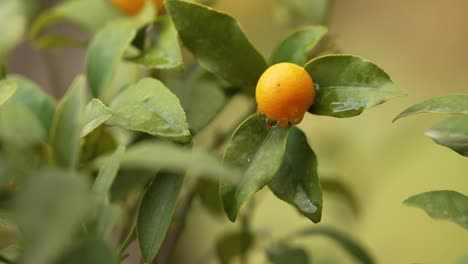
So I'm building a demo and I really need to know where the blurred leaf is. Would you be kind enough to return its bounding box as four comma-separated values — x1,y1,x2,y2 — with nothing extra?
49,76,85,169
404,190,468,229
56,238,118,264
107,78,191,142
274,0,332,25
305,55,405,118
320,177,360,216
266,246,310,264
269,126,322,223
271,26,327,65
117,141,240,182
86,20,137,101
167,0,268,89
425,116,468,157
458,254,468,264
216,231,254,264
0,1,26,63
292,227,375,264
0,104,46,147
0,80,16,107
0,245,21,264
80,127,118,165
86,203,121,240
32,35,86,50
0,214,18,249
197,178,224,216
110,169,154,202
29,0,122,42
221,114,290,222
130,17,183,70
137,172,184,263
92,146,125,199
14,169,90,264
7,75,56,134
81,99,112,138
394,94,468,121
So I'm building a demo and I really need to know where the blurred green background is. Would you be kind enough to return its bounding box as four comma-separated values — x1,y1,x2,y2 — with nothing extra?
6,0,468,263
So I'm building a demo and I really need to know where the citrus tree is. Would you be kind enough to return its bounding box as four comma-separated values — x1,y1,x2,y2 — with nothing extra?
0,0,407,263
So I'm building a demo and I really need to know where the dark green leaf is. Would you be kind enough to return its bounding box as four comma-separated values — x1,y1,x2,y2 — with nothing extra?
425,116,468,157
7,75,56,134
81,99,112,138
197,178,224,216
404,190,468,229
92,146,125,199
110,169,154,202
292,227,375,264
394,94,468,121
117,141,240,182
0,80,16,107
216,231,254,264
137,172,184,263
49,76,85,169
269,126,322,223
266,246,310,264
130,17,183,70
167,0,267,89
320,177,360,216
107,78,191,142
14,169,90,264
305,55,405,118
271,26,327,65
86,20,137,101
221,114,290,222
56,238,118,264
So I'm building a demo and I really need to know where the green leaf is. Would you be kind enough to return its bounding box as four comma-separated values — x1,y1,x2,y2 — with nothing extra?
404,190,468,229
92,146,125,199
221,114,290,222
30,0,121,37
81,99,112,138
107,78,191,142
57,238,118,264
117,141,240,182
270,26,327,65
457,254,468,264
0,104,46,147
14,169,90,264
266,246,310,264
0,80,16,107
7,75,56,135
269,126,322,223
167,0,268,89
216,231,254,264
425,116,468,157
197,178,224,216
130,17,184,70
0,1,26,63
305,55,405,118
292,227,375,264
137,172,184,263
49,76,85,169
274,0,332,25
394,94,468,121
86,20,137,101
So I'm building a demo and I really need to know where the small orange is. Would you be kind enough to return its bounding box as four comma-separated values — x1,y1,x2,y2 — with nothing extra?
110,0,165,15
256,63,315,128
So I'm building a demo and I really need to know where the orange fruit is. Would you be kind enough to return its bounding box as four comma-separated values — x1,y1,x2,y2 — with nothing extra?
110,0,165,15
255,63,315,128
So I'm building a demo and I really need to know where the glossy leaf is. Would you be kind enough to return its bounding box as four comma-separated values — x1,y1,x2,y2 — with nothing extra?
92,146,125,199
130,17,184,70
137,172,184,263
14,170,90,264
7,75,56,134
49,76,85,169
266,246,310,264
425,116,468,157
305,55,405,118
57,238,118,264
86,20,137,101
0,80,16,107
118,141,240,182
81,99,112,138
292,227,375,264
404,190,468,229
107,78,191,142
269,126,322,223
167,0,268,89
271,26,327,65
221,114,290,222
216,231,254,264
394,94,468,121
